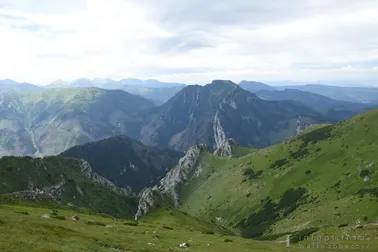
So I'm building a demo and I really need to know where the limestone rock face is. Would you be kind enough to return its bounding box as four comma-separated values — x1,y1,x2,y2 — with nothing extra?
213,139,237,157
135,144,206,220
295,116,310,135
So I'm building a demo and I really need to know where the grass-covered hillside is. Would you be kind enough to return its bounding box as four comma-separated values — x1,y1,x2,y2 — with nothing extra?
2,203,376,252
168,109,378,237
0,156,138,218
0,88,154,156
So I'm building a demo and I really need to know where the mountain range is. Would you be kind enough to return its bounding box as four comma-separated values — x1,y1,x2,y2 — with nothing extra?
46,78,186,104
1,88,377,251
0,88,154,156
138,80,330,152
3,78,378,105
0,79,42,92
2,79,378,157
47,78,185,89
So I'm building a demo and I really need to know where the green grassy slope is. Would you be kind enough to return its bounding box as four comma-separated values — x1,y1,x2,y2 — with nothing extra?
2,204,375,252
177,109,378,237
0,156,138,218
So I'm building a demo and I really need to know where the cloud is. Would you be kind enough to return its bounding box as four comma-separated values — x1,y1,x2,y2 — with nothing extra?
153,36,212,53
0,0,377,85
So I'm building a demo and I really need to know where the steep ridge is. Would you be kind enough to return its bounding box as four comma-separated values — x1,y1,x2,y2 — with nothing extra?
211,84,329,148
139,80,237,151
138,80,330,152
0,156,138,218
135,109,378,237
60,135,182,192
135,144,207,220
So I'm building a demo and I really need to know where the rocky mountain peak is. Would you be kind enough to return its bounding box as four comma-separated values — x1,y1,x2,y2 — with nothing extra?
209,80,236,86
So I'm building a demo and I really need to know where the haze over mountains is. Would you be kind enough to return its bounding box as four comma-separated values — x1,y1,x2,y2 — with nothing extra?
1,78,378,157
2,78,378,104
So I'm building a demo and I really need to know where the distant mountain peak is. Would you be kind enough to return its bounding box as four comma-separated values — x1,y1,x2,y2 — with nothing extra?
239,80,276,92
72,77,91,82
0,79,18,85
50,79,68,85
92,78,116,83
210,80,236,86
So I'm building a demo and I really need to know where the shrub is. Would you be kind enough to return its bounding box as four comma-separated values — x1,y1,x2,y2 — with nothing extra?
243,168,263,179
163,226,173,230
243,168,254,176
359,170,370,178
278,187,307,210
123,222,138,226
15,211,29,215
331,181,341,189
290,148,309,159
270,159,289,169
202,230,214,235
85,221,106,226
53,216,66,220
238,188,307,238
298,126,332,148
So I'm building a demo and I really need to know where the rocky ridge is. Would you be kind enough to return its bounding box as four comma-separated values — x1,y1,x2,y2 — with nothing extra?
213,139,237,157
5,159,132,202
134,144,207,219
79,160,132,195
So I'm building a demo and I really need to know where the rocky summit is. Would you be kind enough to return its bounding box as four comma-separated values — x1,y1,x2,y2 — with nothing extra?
137,80,330,152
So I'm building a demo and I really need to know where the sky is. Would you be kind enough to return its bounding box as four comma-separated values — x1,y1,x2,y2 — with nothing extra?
0,0,377,86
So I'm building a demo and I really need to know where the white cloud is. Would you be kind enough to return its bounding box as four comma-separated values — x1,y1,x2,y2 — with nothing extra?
0,0,377,85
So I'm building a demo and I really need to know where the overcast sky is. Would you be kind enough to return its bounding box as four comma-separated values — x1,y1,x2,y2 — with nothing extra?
0,0,377,85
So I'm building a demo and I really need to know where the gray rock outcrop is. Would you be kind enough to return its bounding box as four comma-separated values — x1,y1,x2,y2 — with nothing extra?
135,144,207,220
213,138,237,157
